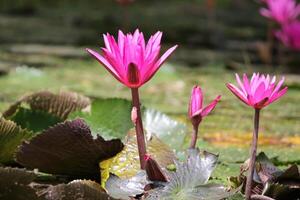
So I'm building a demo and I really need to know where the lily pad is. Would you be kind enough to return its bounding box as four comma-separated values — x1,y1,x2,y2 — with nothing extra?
0,167,40,200
70,98,133,139
146,149,237,200
43,180,115,200
9,107,61,133
100,130,176,184
3,91,91,120
143,109,187,151
0,118,34,164
16,119,123,180
105,172,149,200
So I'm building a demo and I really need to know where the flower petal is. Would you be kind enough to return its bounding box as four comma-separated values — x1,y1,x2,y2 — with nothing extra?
201,95,221,117
226,83,250,106
142,45,178,84
86,48,123,83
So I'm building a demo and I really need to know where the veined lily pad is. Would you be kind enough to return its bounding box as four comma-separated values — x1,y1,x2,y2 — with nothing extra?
145,149,238,200
3,91,91,120
42,180,115,200
0,118,34,164
0,167,40,200
16,119,123,180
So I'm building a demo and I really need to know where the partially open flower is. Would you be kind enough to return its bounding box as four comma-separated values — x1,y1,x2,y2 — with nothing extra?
188,86,221,127
86,29,177,88
226,73,288,109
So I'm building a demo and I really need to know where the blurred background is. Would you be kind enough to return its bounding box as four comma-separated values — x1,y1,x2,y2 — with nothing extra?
0,0,299,172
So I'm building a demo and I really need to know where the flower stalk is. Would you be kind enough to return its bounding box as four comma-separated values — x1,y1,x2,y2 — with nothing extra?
131,88,147,169
189,123,199,149
245,108,260,200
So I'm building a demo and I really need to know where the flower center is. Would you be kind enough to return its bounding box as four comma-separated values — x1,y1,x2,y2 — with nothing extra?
127,63,140,86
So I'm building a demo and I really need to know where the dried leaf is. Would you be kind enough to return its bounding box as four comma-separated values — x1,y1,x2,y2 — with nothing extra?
3,91,90,120
43,180,115,200
0,167,40,200
16,119,123,180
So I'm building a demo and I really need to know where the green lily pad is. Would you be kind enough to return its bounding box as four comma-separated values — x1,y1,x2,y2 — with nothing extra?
0,118,34,164
70,98,133,139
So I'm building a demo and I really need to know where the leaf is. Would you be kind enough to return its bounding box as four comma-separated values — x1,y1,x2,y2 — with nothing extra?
16,119,123,180
42,180,116,200
146,149,237,200
3,91,91,120
143,109,187,151
105,172,149,200
100,130,176,183
0,167,40,200
70,98,133,139
0,118,34,164
9,107,62,132
255,152,282,184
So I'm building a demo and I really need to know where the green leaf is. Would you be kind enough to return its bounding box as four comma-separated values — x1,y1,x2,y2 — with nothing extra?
16,119,124,180
70,98,133,139
42,180,116,200
0,167,40,200
0,118,34,164
9,107,62,132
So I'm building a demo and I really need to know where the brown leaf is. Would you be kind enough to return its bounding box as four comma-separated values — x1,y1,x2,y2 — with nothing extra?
16,119,123,180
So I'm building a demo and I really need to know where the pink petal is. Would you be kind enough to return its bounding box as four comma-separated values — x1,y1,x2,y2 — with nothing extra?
235,73,247,95
253,81,266,104
243,74,251,95
268,86,288,104
142,45,178,84
86,48,123,83
270,77,285,98
226,83,250,106
201,95,221,117
189,86,203,118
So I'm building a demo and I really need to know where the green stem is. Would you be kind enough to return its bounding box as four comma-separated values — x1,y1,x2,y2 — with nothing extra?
245,109,260,200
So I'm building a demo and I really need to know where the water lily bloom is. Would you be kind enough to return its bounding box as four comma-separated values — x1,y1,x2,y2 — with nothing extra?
227,72,287,200
275,21,300,50
189,86,221,126
86,29,177,88
260,0,300,25
188,86,221,148
226,73,288,109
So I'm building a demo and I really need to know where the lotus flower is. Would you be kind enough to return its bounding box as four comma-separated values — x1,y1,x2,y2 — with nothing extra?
226,73,287,109
188,86,221,148
260,0,300,25
86,29,177,88
275,21,300,50
188,86,221,126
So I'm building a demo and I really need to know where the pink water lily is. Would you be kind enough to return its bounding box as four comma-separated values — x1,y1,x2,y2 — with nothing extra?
86,29,177,88
189,86,221,124
275,21,300,50
227,73,287,109
260,0,300,25
188,86,221,148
